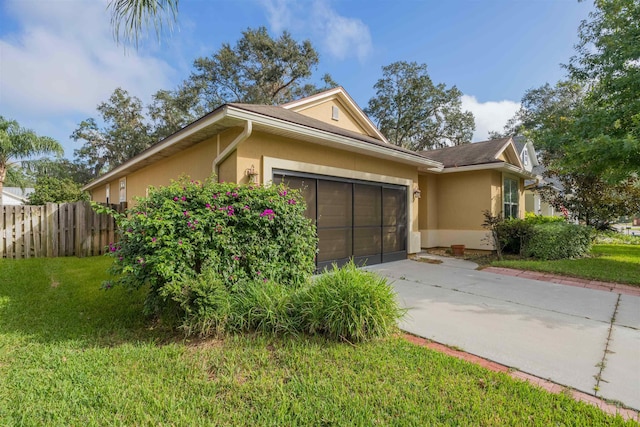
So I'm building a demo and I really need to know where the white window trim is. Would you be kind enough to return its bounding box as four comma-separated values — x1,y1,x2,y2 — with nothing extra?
502,174,519,218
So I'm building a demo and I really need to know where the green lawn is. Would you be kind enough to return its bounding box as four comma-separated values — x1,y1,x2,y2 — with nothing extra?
490,244,640,286
0,257,634,425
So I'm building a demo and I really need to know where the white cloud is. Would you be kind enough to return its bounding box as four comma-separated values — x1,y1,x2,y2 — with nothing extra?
461,95,520,142
259,0,373,62
311,1,372,62
0,0,174,118
260,0,296,34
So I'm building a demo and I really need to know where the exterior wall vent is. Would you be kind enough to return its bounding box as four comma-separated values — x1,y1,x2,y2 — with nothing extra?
332,106,339,121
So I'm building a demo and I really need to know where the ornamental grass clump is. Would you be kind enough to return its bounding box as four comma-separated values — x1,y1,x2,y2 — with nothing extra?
295,261,405,342
96,176,317,318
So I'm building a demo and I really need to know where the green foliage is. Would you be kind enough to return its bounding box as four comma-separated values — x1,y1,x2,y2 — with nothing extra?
109,0,179,47
28,176,88,204
524,222,593,260
594,230,640,245
98,176,317,316
495,218,535,256
524,212,566,224
365,61,475,150
1,257,630,426
492,244,640,286
72,88,154,178
230,279,299,336
295,261,405,342
149,27,337,140
161,267,232,337
0,116,63,197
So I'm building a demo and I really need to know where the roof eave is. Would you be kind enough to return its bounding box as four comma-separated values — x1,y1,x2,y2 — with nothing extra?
225,106,443,170
438,162,536,178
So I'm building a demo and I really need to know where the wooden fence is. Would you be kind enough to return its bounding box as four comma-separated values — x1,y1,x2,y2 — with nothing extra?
0,201,123,259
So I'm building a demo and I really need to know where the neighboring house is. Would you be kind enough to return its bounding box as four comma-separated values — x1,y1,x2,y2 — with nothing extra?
1,187,34,205
525,164,565,217
83,87,533,268
512,136,560,217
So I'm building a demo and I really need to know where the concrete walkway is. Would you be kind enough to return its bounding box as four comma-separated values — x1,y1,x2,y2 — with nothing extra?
366,258,640,410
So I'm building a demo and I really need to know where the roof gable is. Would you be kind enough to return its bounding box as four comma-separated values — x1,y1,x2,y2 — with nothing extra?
421,137,524,169
281,87,388,143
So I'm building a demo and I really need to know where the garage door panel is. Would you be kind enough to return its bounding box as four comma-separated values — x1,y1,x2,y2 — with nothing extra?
354,184,381,227
318,228,352,262
274,170,407,268
354,227,382,257
273,175,317,220
318,181,352,228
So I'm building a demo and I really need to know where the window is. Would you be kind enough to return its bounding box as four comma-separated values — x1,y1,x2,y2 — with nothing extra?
522,149,529,167
503,178,519,218
105,184,110,204
119,179,126,203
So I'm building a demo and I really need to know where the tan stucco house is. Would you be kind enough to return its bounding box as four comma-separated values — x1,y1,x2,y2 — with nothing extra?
84,87,533,268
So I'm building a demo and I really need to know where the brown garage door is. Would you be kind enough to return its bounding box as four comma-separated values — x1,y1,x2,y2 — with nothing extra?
273,171,407,270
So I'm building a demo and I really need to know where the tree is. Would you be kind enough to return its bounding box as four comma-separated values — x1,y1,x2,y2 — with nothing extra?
72,88,153,178
109,0,179,47
365,61,475,151
0,116,63,198
28,176,88,205
562,0,640,181
538,172,640,230
147,27,337,139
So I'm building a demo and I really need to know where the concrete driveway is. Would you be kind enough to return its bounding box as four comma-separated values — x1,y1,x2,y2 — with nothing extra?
366,258,640,410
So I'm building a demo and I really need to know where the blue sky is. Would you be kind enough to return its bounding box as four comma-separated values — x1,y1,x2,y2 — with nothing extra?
0,0,593,157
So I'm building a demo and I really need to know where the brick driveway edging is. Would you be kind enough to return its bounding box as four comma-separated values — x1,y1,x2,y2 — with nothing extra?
482,267,640,297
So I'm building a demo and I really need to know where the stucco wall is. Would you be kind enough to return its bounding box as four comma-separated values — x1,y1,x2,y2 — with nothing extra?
436,171,494,231
236,131,420,244
90,128,242,205
293,99,368,135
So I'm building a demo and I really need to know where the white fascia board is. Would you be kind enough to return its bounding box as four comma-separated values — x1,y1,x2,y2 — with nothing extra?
225,106,443,171
439,162,536,178
83,109,227,190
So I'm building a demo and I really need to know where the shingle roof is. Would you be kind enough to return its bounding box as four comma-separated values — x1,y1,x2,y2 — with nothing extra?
512,135,527,155
228,103,436,162
419,138,511,168
2,187,34,198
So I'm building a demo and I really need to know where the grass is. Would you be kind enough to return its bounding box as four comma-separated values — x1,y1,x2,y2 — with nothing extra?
0,257,635,425
490,244,640,286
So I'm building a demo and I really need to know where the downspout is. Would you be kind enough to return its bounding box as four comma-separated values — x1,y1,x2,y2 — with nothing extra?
212,119,252,182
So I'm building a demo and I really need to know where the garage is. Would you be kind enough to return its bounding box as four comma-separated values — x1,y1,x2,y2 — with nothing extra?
273,171,407,270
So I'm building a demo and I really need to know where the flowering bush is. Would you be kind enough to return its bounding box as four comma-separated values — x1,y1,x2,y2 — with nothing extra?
96,176,317,315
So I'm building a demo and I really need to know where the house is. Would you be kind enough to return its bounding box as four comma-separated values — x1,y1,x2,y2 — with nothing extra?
1,187,34,205
510,135,566,217
83,87,533,268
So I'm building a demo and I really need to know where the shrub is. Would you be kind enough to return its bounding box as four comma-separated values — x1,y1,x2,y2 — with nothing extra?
295,261,405,342
230,280,299,336
97,176,317,315
161,267,232,337
496,218,535,255
524,212,566,225
524,222,592,260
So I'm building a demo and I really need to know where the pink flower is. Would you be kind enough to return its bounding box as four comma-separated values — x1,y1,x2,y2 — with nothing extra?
279,190,287,197
205,203,211,209
260,209,275,220
152,237,157,242
181,196,186,201
287,199,296,205
173,197,179,201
